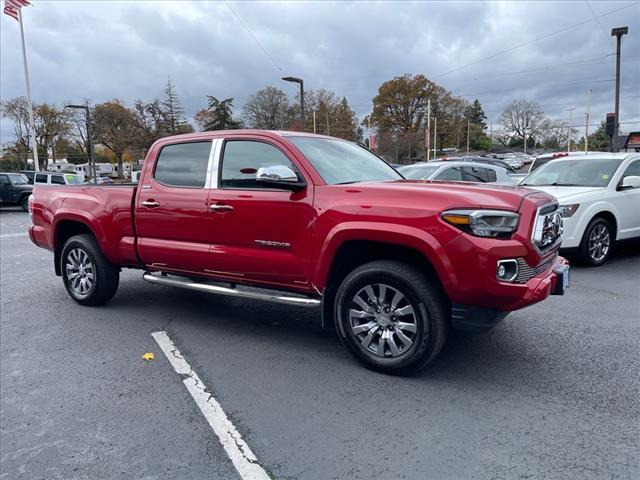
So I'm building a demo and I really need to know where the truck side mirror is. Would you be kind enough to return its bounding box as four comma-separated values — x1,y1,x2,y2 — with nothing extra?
256,165,307,192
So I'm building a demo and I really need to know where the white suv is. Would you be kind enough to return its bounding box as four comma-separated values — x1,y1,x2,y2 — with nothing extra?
520,152,640,265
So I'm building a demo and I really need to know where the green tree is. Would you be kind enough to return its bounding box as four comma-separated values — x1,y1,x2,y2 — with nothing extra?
369,74,468,160
161,78,190,134
584,121,609,151
464,99,487,130
202,97,242,131
330,97,359,141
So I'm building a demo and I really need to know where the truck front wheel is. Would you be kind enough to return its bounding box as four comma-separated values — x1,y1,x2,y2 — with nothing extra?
334,260,448,375
61,234,119,306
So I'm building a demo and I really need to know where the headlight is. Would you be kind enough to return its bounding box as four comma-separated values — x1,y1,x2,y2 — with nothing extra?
441,209,520,237
558,204,579,218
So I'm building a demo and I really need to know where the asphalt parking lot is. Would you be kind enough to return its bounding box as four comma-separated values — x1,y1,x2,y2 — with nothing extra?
1,207,638,480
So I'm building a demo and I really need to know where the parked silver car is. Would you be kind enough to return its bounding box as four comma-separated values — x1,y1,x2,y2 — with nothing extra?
398,161,516,185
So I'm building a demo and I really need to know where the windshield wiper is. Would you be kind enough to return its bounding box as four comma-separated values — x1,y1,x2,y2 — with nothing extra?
522,182,581,187
335,181,361,185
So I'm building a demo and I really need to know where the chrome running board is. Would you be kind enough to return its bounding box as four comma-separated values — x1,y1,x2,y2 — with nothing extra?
142,272,321,308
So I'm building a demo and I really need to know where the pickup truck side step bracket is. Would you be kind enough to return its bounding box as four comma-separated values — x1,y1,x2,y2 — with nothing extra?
142,272,321,308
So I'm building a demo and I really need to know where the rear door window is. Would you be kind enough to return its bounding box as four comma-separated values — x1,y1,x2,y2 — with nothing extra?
51,175,65,185
154,141,211,188
435,167,462,181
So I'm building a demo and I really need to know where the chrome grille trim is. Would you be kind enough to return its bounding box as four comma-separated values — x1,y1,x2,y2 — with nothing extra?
515,254,557,284
531,202,563,254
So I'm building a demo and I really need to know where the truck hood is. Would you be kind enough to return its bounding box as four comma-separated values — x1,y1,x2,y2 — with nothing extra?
338,180,551,212
522,185,604,204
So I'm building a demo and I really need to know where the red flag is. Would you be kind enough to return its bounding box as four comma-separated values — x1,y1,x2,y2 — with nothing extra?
3,0,30,21
369,133,377,150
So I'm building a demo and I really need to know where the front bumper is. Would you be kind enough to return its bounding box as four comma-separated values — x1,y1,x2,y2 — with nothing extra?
442,230,569,312
450,256,569,333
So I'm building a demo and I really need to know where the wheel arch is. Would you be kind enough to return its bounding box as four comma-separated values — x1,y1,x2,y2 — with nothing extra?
53,218,100,276
316,225,455,328
589,210,618,240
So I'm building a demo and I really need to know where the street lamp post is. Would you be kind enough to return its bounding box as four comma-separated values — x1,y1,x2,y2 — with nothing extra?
611,26,628,151
282,76,304,131
65,104,96,183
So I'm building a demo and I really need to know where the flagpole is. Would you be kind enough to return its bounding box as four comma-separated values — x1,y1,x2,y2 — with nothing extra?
17,8,40,171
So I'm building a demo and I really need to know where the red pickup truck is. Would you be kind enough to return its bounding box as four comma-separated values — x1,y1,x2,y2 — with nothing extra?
29,130,569,374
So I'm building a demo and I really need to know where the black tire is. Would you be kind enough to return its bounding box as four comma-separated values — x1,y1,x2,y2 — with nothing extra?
20,195,29,212
60,234,119,306
334,260,448,375
578,217,614,266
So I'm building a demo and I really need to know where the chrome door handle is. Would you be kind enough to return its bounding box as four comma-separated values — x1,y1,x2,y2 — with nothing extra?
141,200,160,208
209,204,234,212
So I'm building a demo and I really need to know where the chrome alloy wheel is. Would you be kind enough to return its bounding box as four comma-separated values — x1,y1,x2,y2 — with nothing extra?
349,283,419,358
65,248,95,296
588,224,610,263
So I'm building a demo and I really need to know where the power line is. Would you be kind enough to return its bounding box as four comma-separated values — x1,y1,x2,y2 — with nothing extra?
584,0,613,44
223,1,283,73
432,2,639,79
325,58,637,94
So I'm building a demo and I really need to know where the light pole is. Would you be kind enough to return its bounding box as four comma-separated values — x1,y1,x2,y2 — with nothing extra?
282,76,304,131
65,104,96,183
611,26,628,151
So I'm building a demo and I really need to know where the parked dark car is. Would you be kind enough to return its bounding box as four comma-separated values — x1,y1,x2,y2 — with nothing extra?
0,172,33,211
18,170,36,184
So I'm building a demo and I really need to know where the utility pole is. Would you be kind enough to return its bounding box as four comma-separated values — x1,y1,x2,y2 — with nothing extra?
466,120,470,156
585,89,592,151
426,99,431,161
326,109,330,135
433,117,437,158
313,111,316,134
611,26,628,151
282,76,304,131
566,107,576,153
523,125,527,154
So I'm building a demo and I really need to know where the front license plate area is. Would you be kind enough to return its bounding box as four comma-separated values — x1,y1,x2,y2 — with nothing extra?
552,265,570,295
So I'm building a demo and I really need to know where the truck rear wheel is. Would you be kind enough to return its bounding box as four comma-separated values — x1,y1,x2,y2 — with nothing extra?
334,260,448,375
61,234,119,306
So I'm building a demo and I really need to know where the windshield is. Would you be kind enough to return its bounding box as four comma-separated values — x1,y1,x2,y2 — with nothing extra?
288,136,403,185
399,165,439,180
521,158,623,187
7,173,29,185
64,174,83,185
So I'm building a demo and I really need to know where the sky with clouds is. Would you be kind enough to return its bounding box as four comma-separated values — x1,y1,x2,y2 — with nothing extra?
1,0,639,143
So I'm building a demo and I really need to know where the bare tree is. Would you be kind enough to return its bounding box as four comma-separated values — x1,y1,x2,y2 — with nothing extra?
242,86,290,129
1,97,32,168
498,100,546,145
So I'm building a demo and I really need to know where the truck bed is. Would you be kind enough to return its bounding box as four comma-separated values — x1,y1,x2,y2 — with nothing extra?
30,184,140,266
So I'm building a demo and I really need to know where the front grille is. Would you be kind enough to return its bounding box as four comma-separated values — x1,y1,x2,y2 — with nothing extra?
515,254,557,284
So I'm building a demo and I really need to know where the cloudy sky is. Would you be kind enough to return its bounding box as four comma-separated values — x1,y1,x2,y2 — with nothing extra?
1,0,639,143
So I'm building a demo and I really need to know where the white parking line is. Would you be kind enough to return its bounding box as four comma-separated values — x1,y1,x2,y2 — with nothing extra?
151,331,271,480
0,233,28,239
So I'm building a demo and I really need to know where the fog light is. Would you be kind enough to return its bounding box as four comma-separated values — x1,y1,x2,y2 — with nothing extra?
496,259,518,282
